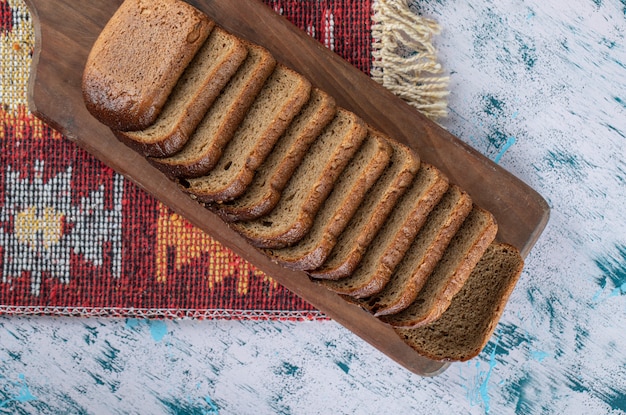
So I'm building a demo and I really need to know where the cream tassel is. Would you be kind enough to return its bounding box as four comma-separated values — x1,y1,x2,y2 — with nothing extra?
371,0,449,120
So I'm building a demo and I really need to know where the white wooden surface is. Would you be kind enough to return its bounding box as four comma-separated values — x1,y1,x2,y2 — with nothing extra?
2,1,626,413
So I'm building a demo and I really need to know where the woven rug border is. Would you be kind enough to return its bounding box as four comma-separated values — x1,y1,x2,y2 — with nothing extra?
0,306,328,321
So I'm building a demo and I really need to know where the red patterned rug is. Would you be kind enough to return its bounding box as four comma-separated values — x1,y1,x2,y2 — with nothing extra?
0,0,373,320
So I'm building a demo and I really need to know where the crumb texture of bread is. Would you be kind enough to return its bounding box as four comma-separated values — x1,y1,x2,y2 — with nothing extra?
309,139,420,280
265,131,392,271
149,43,277,178
114,28,248,157
181,65,312,203
82,0,213,131
316,164,449,298
232,109,368,249
215,88,337,222
380,205,498,328
394,242,524,362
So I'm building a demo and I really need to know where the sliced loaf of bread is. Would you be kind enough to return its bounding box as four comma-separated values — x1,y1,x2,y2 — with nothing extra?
115,27,248,157
395,242,524,362
380,205,498,328
181,64,312,203
316,164,449,298
83,0,527,365
361,185,473,316
232,109,368,249
215,88,337,222
309,139,420,280
149,43,276,178
83,0,214,131
265,131,393,271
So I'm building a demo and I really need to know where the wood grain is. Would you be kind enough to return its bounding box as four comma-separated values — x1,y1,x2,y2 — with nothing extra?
24,0,548,376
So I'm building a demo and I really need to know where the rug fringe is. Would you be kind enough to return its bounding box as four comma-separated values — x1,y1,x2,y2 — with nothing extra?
371,0,449,120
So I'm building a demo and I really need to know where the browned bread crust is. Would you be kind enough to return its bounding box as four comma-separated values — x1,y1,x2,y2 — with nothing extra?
309,139,419,280
113,27,248,157
266,131,393,271
149,43,276,178
215,88,337,222
380,205,498,328
360,185,473,316
82,0,213,131
316,164,449,298
181,64,312,203
232,109,368,249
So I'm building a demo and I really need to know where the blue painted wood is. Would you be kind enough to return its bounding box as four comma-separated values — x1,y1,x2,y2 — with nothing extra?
1,0,625,413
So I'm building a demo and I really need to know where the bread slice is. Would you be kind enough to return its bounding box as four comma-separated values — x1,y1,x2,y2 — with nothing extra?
266,131,393,271
309,139,420,280
83,0,214,131
149,43,276,178
215,88,337,222
380,205,498,328
360,185,473,316
395,242,524,362
114,27,248,157
316,163,449,298
180,64,312,203
232,109,368,249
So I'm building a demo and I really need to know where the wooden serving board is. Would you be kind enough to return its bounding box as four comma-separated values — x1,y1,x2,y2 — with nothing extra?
24,0,549,376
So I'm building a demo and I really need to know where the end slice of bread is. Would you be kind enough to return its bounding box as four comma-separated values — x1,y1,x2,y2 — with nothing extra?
309,139,420,280
361,185,473,316
232,109,368,249
316,164,449,298
181,64,312,203
149,43,276,178
380,205,498,328
394,242,524,362
114,27,248,157
265,131,393,271
83,0,214,131
215,88,337,222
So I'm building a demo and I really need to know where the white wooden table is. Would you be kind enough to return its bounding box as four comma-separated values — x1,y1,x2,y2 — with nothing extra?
1,1,625,413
